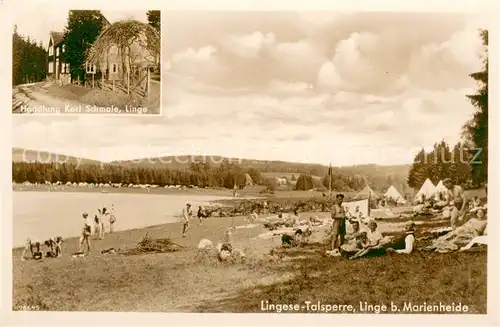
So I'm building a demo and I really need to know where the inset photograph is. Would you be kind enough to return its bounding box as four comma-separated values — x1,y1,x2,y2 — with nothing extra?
12,9,161,115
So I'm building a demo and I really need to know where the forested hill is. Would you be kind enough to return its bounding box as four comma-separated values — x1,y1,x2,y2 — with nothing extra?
114,156,411,192
12,148,101,165
114,155,408,178
12,149,411,192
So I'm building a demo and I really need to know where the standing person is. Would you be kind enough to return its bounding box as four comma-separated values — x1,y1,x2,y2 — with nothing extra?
330,194,347,250
94,213,104,240
79,212,92,253
181,203,193,237
197,206,206,226
443,178,467,230
20,238,34,261
109,204,116,233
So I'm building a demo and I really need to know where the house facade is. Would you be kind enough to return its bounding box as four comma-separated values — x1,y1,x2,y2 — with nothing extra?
47,13,112,85
47,31,70,85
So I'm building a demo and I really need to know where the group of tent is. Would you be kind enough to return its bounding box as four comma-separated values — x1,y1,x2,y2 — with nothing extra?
354,184,407,204
353,178,449,205
413,178,448,203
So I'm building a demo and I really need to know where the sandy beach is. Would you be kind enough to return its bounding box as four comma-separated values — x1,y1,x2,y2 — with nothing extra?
12,208,486,313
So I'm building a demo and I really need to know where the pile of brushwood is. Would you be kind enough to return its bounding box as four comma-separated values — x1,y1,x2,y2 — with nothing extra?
121,234,185,255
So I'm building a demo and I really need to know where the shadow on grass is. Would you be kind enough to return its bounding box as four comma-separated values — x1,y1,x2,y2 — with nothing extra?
194,243,487,314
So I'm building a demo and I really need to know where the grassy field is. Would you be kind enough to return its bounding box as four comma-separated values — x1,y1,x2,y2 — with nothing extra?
12,213,486,313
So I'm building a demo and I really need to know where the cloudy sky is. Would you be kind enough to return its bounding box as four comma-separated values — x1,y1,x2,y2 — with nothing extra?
12,11,486,166
12,3,148,46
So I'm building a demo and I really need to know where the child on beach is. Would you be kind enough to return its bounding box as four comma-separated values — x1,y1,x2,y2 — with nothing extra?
79,212,92,253
181,203,193,237
197,206,207,226
109,205,116,233
32,242,43,260
44,237,63,258
94,214,104,240
21,238,33,261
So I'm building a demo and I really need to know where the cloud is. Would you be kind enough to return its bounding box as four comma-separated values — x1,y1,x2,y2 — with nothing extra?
316,61,344,91
12,12,486,166
171,45,218,63
274,40,317,58
407,24,484,90
224,32,276,58
267,79,313,94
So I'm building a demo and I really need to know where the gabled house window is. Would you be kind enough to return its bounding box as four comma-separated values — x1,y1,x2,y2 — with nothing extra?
111,63,118,73
56,47,60,56
49,46,53,56
48,62,54,73
85,63,96,74
61,44,65,53
62,63,70,74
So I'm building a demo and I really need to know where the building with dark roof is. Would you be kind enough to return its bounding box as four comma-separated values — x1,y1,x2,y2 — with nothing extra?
46,14,110,85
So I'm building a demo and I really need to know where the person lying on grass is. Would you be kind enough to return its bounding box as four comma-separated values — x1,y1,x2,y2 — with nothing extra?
281,227,312,247
309,215,323,226
285,210,301,227
459,224,487,252
386,222,416,255
246,211,259,223
424,208,487,253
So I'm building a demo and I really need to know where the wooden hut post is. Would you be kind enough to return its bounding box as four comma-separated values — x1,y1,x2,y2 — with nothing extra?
127,69,130,95
147,67,150,99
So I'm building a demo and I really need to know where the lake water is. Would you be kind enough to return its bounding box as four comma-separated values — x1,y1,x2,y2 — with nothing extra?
12,192,235,248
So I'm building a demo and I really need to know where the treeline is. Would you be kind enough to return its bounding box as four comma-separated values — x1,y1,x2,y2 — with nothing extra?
12,160,264,189
407,141,477,190
12,25,47,86
291,171,406,194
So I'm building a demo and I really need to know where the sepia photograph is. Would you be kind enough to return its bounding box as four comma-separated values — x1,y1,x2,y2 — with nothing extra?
10,9,489,316
12,6,161,115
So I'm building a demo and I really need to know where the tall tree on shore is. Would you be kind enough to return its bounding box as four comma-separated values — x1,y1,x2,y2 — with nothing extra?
407,148,428,189
64,10,107,84
464,29,488,186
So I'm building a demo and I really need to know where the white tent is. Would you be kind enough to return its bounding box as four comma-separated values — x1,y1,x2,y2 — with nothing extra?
414,178,437,202
384,185,406,204
434,180,449,201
